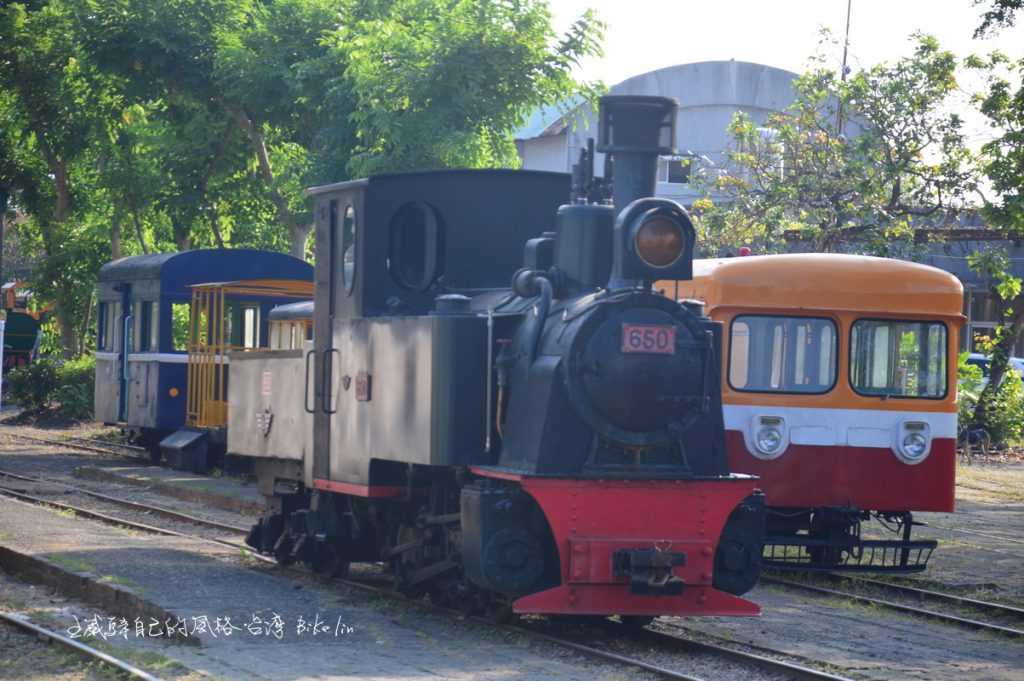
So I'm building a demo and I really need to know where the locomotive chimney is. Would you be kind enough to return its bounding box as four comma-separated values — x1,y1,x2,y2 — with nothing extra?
597,96,678,210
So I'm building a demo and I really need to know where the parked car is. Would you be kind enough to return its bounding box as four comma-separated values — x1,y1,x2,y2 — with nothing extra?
964,353,1024,389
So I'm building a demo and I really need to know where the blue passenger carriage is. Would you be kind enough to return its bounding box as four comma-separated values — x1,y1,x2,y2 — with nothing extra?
94,249,313,459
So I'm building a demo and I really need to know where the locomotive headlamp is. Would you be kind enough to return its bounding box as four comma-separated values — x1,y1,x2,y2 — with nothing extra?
901,433,928,460
611,199,695,285
635,215,685,268
755,425,784,457
894,420,931,464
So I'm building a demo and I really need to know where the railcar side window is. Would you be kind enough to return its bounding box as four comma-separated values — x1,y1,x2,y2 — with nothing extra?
729,315,837,394
97,302,107,350
171,303,191,352
342,204,356,295
850,320,947,398
389,201,443,291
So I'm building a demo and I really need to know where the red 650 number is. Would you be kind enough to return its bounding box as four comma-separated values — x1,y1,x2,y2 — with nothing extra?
621,324,676,355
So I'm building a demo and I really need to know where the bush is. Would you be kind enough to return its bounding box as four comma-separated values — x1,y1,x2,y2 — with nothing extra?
5,354,95,419
6,359,59,412
959,352,1024,446
55,355,95,420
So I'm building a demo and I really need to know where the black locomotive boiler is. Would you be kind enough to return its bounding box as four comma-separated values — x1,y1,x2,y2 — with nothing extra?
235,96,766,621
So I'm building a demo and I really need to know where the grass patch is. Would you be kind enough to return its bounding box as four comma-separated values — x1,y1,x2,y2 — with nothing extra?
46,553,96,574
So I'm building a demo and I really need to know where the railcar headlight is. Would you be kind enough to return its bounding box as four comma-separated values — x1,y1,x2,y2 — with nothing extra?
900,432,928,461
755,426,783,456
635,216,685,268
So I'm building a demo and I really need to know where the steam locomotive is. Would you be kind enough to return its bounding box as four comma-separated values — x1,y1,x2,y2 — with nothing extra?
233,96,766,621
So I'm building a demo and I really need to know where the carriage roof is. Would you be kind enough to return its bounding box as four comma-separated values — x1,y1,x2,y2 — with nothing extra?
661,253,964,318
97,249,313,298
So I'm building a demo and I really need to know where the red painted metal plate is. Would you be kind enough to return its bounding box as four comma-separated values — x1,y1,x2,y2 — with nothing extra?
621,323,676,355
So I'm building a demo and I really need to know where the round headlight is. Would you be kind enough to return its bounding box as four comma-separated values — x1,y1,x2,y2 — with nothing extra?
635,216,685,268
755,426,783,455
901,432,928,461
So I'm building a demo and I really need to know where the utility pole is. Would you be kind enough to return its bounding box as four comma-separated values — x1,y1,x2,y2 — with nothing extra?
0,186,7,289
836,0,853,135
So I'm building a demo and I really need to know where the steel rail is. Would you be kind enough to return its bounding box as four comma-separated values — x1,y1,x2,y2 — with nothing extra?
0,610,162,681
65,435,147,454
827,573,1024,620
0,487,711,681
645,624,855,681
0,468,249,534
1,431,143,459
0,484,854,681
764,576,1024,638
0,487,256,560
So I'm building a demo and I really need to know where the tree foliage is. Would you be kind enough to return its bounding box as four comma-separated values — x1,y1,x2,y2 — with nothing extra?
339,0,602,175
695,34,975,256
974,0,1023,37
0,0,599,356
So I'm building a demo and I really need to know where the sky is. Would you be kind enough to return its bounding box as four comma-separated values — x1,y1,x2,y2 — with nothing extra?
546,0,1024,148
549,0,1024,85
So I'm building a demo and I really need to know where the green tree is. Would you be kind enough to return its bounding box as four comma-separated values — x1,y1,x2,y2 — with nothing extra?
337,0,603,176
0,0,116,355
964,51,1024,435
696,35,975,255
975,0,1023,37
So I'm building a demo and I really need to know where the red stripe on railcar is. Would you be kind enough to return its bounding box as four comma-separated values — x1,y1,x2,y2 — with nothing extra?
724,431,955,512
312,478,404,498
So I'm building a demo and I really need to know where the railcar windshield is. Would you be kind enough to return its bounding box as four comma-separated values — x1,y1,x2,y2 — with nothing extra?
850,319,947,398
729,315,837,394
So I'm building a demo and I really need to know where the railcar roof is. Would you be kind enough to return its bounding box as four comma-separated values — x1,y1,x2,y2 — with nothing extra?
97,249,313,297
268,300,314,321
659,253,964,317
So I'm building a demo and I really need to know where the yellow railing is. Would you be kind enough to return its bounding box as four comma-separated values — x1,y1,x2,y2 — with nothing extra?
185,279,314,429
186,285,228,428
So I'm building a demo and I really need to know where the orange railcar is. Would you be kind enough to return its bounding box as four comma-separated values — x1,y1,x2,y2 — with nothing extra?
660,253,963,572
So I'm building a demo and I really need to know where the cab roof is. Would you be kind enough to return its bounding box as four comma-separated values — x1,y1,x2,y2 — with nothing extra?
660,254,964,317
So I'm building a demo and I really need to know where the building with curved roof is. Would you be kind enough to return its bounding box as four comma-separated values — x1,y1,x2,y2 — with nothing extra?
515,60,802,205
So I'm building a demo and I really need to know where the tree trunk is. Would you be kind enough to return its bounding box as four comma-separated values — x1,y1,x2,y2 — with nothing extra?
227,105,308,260
111,210,122,260
170,214,190,251
131,208,149,253
77,290,94,355
209,204,226,249
971,303,1024,431
34,130,78,358
289,223,312,260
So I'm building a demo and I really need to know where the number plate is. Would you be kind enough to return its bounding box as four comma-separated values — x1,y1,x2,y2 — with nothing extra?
621,324,676,355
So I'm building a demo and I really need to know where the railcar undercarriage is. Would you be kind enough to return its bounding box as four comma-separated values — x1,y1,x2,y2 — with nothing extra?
762,507,937,572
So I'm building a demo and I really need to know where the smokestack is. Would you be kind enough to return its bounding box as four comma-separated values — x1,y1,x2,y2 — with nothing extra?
596,96,678,210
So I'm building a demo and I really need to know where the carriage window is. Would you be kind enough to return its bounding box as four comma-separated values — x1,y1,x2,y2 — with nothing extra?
97,302,107,350
850,320,947,398
729,315,837,394
389,201,443,290
137,301,156,352
342,204,356,295
242,306,260,349
171,303,190,352
104,302,121,352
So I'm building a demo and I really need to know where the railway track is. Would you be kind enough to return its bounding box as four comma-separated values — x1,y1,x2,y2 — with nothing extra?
763,574,1024,638
1,431,147,459
0,610,161,681
0,469,855,681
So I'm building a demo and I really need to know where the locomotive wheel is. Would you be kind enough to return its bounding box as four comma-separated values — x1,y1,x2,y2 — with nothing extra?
485,602,513,624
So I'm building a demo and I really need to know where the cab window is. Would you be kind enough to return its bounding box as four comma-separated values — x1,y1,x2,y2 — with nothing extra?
850,319,947,398
729,315,837,394
389,201,443,291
